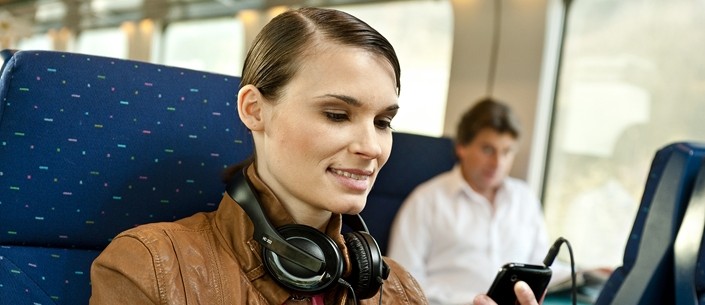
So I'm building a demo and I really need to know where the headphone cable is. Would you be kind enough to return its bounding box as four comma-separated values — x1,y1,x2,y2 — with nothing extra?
338,278,358,305
377,276,384,305
543,237,576,305
337,277,385,305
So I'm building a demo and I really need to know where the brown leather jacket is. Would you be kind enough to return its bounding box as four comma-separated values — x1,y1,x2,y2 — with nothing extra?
89,166,428,305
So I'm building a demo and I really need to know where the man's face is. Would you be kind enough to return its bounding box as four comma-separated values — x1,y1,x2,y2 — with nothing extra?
455,128,518,196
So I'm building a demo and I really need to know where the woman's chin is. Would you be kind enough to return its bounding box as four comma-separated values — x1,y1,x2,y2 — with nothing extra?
331,200,366,215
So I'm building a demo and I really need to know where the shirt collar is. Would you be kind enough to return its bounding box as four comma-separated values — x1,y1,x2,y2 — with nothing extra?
450,164,508,206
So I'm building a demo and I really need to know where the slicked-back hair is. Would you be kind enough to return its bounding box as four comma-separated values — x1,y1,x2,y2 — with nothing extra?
456,97,521,145
240,7,401,101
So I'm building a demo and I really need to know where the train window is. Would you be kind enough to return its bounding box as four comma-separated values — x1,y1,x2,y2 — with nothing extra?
17,33,53,51
76,27,127,59
333,0,453,137
543,0,705,269
162,17,245,76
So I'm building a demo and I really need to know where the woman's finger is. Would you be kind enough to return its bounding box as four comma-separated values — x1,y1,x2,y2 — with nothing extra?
473,294,498,305
514,281,540,305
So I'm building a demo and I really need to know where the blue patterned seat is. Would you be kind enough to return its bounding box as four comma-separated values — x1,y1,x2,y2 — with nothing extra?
0,50,253,304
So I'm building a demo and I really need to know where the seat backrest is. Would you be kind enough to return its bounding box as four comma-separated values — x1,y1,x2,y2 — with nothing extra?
362,132,456,255
688,223,705,305
595,142,705,305
673,158,705,305
0,49,16,72
0,50,253,304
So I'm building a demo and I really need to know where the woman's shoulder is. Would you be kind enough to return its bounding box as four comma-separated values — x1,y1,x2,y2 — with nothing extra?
91,211,228,304
94,210,221,279
109,211,216,251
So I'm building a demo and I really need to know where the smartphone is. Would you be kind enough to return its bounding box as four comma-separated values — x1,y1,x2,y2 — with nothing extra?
487,263,552,305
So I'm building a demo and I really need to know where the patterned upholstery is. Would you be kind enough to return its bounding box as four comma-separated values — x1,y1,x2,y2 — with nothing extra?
362,132,456,254
0,50,253,304
594,142,705,305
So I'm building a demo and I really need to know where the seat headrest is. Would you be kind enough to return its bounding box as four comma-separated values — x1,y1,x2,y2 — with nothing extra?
0,50,253,249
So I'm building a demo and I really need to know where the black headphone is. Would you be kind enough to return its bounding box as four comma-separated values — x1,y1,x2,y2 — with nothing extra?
226,168,390,299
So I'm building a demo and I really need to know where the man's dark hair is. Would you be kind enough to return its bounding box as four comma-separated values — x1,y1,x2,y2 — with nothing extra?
456,97,521,145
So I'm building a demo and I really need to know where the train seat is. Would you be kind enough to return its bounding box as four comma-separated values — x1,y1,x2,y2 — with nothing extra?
673,159,705,304
595,142,705,305
362,132,456,254
0,49,253,304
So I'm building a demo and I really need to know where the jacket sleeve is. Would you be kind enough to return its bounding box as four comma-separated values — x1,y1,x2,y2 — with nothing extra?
89,234,161,305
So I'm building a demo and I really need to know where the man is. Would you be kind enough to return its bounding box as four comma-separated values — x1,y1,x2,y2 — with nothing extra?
388,97,552,305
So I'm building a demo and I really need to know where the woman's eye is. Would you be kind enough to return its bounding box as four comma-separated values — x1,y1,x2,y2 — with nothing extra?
325,112,348,122
375,119,393,130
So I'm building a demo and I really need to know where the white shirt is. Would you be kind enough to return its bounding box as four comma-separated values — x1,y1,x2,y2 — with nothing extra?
388,165,550,305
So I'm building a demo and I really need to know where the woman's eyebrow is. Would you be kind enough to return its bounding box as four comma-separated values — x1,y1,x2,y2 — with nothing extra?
321,94,361,107
320,94,400,112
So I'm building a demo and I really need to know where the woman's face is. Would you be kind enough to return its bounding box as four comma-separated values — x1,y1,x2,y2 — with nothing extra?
251,43,399,221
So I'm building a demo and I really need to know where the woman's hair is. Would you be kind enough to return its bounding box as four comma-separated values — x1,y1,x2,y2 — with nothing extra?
225,8,400,183
240,7,401,100
456,97,521,145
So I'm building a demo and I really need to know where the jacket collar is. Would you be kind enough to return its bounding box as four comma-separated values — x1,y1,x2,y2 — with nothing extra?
214,164,353,304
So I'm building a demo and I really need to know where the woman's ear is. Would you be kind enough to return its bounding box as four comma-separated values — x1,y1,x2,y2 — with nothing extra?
237,84,265,131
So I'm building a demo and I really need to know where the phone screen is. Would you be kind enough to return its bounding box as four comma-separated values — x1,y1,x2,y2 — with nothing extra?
487,263,552,305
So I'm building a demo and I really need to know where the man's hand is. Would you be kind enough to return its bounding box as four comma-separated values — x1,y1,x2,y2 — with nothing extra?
473,281,540,305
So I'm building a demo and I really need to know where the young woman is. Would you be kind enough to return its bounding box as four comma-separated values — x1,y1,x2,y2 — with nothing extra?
89,7,538,305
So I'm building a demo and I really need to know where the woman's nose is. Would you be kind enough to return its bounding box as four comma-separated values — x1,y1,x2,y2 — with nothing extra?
349,125,383,159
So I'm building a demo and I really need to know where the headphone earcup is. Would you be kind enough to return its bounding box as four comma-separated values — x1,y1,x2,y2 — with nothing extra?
344,231,384,299
262,224,344,294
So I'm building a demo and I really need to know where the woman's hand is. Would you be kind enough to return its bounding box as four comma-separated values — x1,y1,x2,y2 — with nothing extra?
472,281,540,305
